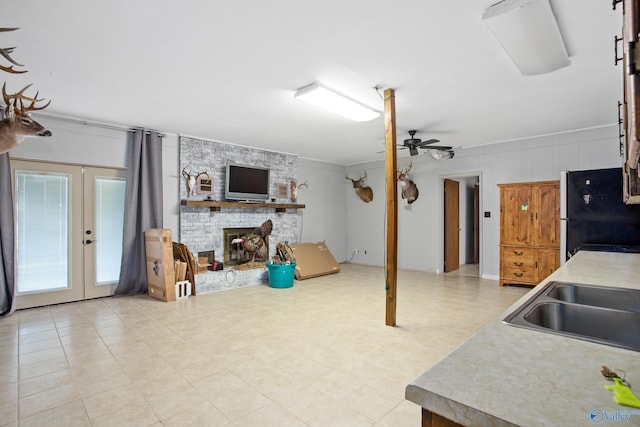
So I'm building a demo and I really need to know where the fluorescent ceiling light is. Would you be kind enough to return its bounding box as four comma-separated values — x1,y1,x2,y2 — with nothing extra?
294,83,380,122
482,0,570,76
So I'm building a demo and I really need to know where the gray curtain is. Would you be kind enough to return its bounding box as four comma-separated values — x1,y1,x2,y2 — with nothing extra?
115,129,163,295
0,152,15,316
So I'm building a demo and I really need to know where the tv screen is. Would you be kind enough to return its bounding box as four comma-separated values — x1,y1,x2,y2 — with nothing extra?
225,164,270,201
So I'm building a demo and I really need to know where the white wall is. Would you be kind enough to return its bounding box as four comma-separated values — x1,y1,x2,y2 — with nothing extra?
345,125,621,279
296,159,348,262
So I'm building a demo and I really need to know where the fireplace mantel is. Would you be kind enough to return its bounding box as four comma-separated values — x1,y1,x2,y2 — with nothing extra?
181,200,305,213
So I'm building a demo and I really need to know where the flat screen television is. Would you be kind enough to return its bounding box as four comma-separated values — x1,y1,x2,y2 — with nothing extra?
225,163,271,202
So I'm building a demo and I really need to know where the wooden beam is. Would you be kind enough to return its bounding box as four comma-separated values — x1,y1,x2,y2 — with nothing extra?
384,88,398,326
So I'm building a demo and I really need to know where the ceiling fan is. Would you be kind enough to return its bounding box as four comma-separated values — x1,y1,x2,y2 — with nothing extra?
400,130,453,157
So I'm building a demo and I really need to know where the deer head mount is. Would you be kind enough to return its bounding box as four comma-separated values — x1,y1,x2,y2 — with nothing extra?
0,28,27,74
0,83,52,154
290,180,308,203
182,167,208,197
346,171,373,203
397,160,419,204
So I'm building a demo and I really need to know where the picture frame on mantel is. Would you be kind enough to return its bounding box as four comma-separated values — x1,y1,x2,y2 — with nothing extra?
276,183,288,199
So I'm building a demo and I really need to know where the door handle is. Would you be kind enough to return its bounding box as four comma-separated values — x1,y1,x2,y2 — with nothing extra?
84,239,93,245
514,262,523,267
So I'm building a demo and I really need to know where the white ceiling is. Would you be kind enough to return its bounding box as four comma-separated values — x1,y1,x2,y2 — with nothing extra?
4,0,622,165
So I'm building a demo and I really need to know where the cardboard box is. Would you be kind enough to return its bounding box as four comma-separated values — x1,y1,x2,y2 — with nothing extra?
196,257,211,274
145,229,176,301
289,242,340,280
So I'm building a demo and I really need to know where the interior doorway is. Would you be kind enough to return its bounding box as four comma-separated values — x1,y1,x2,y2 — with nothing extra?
443,175,481,277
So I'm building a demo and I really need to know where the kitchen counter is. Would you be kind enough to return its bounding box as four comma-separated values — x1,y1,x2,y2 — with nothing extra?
406,251,640,426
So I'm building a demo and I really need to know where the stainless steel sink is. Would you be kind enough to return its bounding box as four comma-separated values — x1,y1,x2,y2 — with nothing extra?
547,283,640,313
504,281,640,352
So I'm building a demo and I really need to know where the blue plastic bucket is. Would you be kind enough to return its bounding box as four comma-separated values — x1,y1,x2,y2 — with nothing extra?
267,262,296,288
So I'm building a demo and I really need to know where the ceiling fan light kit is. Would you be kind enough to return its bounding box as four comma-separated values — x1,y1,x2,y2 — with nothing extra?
429,149,455,160
293,82,380,122
482,0,570,76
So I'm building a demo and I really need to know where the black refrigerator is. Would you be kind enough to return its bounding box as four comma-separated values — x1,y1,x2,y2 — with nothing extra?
564,167,640,258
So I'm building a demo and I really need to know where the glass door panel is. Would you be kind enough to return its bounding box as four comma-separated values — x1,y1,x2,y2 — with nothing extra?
84,168,126,298
13,161,83,309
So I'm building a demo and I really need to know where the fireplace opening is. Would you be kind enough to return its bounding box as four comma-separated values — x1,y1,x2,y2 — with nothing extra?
223,227,269,266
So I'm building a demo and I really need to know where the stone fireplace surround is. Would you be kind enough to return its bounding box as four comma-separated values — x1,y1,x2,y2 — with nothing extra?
179,136,300,294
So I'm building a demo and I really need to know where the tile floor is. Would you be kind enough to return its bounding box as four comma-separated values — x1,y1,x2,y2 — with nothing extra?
0,264,529,427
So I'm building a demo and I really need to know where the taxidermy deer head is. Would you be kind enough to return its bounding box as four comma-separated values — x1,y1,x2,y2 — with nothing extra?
0,83,52,154
397,160,419,204
182,167,208,197
0,28,27,74
346,171,373,203
290,180,308,202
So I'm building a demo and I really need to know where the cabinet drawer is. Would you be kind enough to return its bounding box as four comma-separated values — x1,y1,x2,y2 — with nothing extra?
502,265,535,281
502,248,535,265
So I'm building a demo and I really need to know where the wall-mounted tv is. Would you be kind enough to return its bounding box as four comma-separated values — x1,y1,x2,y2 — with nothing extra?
225,163,271,202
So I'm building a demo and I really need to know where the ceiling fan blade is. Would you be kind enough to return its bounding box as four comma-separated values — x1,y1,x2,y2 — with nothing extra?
416,139,440,147
422,145,452,150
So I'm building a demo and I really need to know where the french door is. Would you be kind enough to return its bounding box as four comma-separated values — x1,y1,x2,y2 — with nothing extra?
11,160,126,309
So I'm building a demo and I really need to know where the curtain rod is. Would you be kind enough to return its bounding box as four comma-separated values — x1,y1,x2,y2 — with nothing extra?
30,111,167,138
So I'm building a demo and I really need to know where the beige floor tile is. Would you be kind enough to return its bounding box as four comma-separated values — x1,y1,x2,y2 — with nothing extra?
17,399,90,427
90,400,159,427
192,370,271,421
82,383,146,420
159,405,233,427
235,401,304,427
18,337,61,355
0,382,16,412
271,386,340,422
376,399,422,427
7,263,529,426
19,367,74,398
18,356,69,381
18,383,80,419
305,401,376,427
17,346,66,366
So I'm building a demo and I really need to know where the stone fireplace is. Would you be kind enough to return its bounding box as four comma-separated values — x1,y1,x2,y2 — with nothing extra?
223,227,270,266
178,135,299,293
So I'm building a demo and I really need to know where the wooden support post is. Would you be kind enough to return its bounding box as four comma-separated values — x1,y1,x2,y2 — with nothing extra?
384,88,398,326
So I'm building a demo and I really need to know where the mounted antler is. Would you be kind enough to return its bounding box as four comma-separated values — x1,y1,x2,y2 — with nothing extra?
290,179,308,202
182,167,210,197
397,160,419,204
0,83,52,154
346,171,373,203
182,166,196,197
0,28,27,74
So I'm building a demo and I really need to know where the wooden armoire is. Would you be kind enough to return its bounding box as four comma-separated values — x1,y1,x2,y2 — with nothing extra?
498,181,560,286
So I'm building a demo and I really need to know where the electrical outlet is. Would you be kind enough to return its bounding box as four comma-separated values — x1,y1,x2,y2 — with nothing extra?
354,248,359,254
